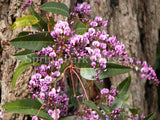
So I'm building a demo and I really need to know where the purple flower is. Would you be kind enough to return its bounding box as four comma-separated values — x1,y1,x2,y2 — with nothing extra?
92,41,100,47
101,88,109,95
51,109,61,119
141,74,146,79
32,116,38,120
91,61,96,67
95,16,102,22
88,28,95,36
52,71,60,77
90,21,98,27
102,20,108,27
90,55,97,61
108,95,115,101
99,58,107,64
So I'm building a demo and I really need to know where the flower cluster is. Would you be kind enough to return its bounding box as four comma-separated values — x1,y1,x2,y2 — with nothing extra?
29,44,69,119
131,113,145,120
28,29,45,35
22,0,33,11
74,2,91,16
110,108,123,120
90,16,108,27
26,1,159,120
100,87,119,106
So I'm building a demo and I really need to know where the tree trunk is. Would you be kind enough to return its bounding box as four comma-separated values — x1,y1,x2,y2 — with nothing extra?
89,0,160,119
0,0,159,120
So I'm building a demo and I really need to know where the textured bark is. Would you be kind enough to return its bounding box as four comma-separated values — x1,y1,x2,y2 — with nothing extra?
0,0,160,120
88,0,160,119
0,0,42,119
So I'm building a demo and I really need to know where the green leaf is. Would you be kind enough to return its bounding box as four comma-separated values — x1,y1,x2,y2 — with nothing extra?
12,60,41,90
94,81,103,90
119,94,130,102
75,21,88,34
59,116,78,120
40,2,70,17
129,108,142,116
121,103,131,109
117,76,131,96
99,103,111,114
84,100,102,115
13,50,37,61
18,31,31,37
144,113,155,120
4,109,52,120
66,89,82,108
29,6,48,31
111,98,122,109
2,98,42,110
80,63,132,80
11,15,39,30
118,113,124,120
9,32,54,50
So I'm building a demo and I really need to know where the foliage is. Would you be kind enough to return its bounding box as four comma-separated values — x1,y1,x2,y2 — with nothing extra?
2,1,159,120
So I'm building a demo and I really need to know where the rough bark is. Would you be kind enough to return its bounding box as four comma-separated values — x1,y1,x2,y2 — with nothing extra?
88,0,160,119
0,0,160,120
0,0,42,119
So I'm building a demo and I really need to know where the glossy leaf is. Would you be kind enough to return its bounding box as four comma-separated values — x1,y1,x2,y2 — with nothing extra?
11,15,39,30
40,2,70,17
80,63,132,80
13,50,37,61
144,113,155,120
84,100,102,115
117,76,131,96
29,6,48,31
12,60,41,90
9,32,54,50
2,98,42,110
4,109,52,120
75,20,88,34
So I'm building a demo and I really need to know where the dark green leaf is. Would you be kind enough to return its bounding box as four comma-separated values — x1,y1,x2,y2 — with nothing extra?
29,6,48,31
99,103,111,114
119,94,130,102
9,32,54,50
75,21,88,34
4,109,52,120
111,98,122,109
117,76,131,96
100,115,106,120
84,100,102,115
40,2,70,17
94,81,103,90
129,108,142,116
12,60,41,90
59,116,78,120
2,98,42,110
144,113,155,120
18,31,31,37
80,63,132,80
11,15,39,30
66,89,82,108
118,113,124,120
121,103,131,109
13,50,37,61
